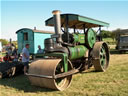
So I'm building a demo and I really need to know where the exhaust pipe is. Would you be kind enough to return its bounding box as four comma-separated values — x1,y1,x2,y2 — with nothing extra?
52,10,62,42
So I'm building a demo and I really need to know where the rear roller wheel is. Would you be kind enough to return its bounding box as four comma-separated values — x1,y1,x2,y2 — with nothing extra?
92,42,110,72
28,59,73,91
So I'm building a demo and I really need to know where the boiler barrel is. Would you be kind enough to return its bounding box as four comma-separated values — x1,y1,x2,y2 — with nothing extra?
68,45,87,60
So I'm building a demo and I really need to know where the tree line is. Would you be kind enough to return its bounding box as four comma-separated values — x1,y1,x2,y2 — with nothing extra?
101,28,128,40
0,28,127,46
0,39,17,46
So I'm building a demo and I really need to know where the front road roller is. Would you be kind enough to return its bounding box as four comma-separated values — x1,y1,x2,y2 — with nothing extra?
27,58,73,91
26,10,110,91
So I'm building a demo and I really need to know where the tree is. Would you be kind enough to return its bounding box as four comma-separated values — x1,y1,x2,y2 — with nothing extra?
101,30,111,38
111,28,121,40
0,39,9,46
12,41,18,48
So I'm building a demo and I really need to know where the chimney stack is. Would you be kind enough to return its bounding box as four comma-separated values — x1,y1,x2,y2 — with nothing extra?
52,10,62,42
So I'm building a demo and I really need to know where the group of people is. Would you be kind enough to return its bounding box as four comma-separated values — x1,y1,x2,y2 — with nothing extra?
3,44,18,62
2,43,44,74
22,44,44,74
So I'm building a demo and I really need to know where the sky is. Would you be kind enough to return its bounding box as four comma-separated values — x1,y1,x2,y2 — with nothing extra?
0,0,128,41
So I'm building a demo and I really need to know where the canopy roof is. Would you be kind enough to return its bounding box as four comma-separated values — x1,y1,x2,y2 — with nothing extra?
45,14,109,29
16,28,54,34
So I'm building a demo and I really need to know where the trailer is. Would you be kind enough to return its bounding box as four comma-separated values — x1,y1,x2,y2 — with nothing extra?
16,28,54,55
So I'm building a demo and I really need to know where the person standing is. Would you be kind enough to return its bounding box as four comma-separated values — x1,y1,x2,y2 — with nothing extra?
22,44,30,74
13,48,18,61
8,47,12,56
37,45,44,53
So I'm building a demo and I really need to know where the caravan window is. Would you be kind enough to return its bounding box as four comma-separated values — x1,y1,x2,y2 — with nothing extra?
24,33,28,40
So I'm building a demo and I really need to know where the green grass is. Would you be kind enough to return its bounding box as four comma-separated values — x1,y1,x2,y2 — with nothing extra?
103,38,116,45
0,52,6,57
0,53,2,57
0,47,128,96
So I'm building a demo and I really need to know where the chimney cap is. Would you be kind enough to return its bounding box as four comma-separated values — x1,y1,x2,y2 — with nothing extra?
52,10,61,15
34,27,36,30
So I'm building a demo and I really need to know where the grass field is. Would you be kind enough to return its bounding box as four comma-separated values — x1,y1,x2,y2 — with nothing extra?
0,46,128,96
0,53,3,57
0,52,6,57
103,38,116,45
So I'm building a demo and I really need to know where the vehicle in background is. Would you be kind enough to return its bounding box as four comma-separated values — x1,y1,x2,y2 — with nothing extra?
116,29,128,53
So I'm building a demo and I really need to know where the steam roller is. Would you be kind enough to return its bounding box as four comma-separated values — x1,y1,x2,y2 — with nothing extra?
26,10,110,91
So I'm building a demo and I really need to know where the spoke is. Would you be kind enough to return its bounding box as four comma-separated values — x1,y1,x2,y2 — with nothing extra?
100,46,106,68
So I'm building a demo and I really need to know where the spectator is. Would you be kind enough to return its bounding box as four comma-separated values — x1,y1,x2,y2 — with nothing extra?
11,43,15,52
13,48,18,61
3,53,12,62
22,44,30,74
37,45,44,53
12,48,17,56
8,47,12,56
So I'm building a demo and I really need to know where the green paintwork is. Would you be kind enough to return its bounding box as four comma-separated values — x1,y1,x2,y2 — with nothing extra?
73,34,79,43
35,53,68,72
73,29,95,46
68,45,87,59
73,34,85,44
100,46,106,68
78,34,85,44
45,14,109,29
86,28,96,48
